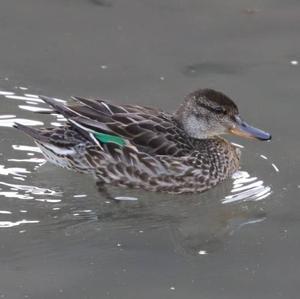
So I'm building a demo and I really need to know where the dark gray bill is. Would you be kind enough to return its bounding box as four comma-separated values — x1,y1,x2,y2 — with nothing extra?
230,116,272,141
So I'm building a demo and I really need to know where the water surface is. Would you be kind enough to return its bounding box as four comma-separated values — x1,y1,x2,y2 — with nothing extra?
0,0,299,298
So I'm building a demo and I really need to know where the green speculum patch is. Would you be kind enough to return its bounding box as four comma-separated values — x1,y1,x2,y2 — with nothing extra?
93,132,126,146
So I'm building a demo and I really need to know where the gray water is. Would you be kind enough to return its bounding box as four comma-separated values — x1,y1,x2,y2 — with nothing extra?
0,0,299,298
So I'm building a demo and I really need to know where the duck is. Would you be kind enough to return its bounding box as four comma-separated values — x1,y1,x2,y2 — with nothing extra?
14,89,271,194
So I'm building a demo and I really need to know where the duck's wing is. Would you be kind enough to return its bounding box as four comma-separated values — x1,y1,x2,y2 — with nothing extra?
40,96,193,156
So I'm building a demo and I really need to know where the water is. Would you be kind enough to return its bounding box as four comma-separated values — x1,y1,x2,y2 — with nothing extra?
0,0,299,298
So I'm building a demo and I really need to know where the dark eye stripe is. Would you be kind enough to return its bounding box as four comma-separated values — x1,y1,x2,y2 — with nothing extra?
197,103,226,114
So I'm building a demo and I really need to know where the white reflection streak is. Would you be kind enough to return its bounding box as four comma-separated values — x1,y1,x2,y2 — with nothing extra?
35,198,62,203
0,118,43,127
8,158,45,163
232,180,264,193
0,115,16,119
18,105,52,112
73,194,87,198
24,94,39,98
0,182,61,196
5,95,43,103
114,196,138,201
223,171,272,204
236,218,266,231
272,163,280,172
51,122,63,127
12,145,42,153
0,191,34,200
25,101,38,105
0,91,15,95
0,210,12,214
259,153,279,173
0,165,30,176
231,142,244,149
13,176,25,181
0,219,39,228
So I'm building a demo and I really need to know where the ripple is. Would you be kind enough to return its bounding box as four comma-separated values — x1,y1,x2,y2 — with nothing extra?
271,163,280,172
0,219,39,228
0,191,34,200
0,91,15,95
12,144,42,153
0,165,30,177
73,194,87,198
114,196,138,201
0,210,12,214
0,87,66,227
18,105,52,113
24,93,40,98
223,171,272,204
0,117,43,127
35,198,62,203
17,86,28,91
0,114,16,119
5,95,44,103
7,158,45,163
0,182,62,197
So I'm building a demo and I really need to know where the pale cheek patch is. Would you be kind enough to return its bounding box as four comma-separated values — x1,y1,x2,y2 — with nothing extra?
184,115,208,139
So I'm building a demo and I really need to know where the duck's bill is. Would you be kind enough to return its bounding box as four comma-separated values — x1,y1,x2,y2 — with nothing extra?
230,117,271,141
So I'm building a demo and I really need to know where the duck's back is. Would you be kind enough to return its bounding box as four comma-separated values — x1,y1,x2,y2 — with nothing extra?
43,96,196,157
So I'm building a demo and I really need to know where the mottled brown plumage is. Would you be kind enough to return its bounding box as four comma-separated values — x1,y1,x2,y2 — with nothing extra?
14,89,271,194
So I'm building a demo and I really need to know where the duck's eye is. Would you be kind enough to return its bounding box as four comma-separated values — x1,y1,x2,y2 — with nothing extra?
214,107,226,114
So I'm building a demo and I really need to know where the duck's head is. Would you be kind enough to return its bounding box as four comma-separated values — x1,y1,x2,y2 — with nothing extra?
175,88,271,141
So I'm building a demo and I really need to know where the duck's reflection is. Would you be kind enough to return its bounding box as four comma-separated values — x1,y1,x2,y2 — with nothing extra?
63,181,268,257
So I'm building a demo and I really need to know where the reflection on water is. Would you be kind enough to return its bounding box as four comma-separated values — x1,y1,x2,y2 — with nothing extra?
0,85,277,253
0,87,65,230
272,163,280,172
0,117,43,127
12,144,42,153
0,182,61,196
223,171,272,203
0,219,39,228
0,165,30,176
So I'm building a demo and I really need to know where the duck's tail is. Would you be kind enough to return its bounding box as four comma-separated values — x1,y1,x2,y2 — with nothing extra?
13,123,49,143
39,96,76,118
